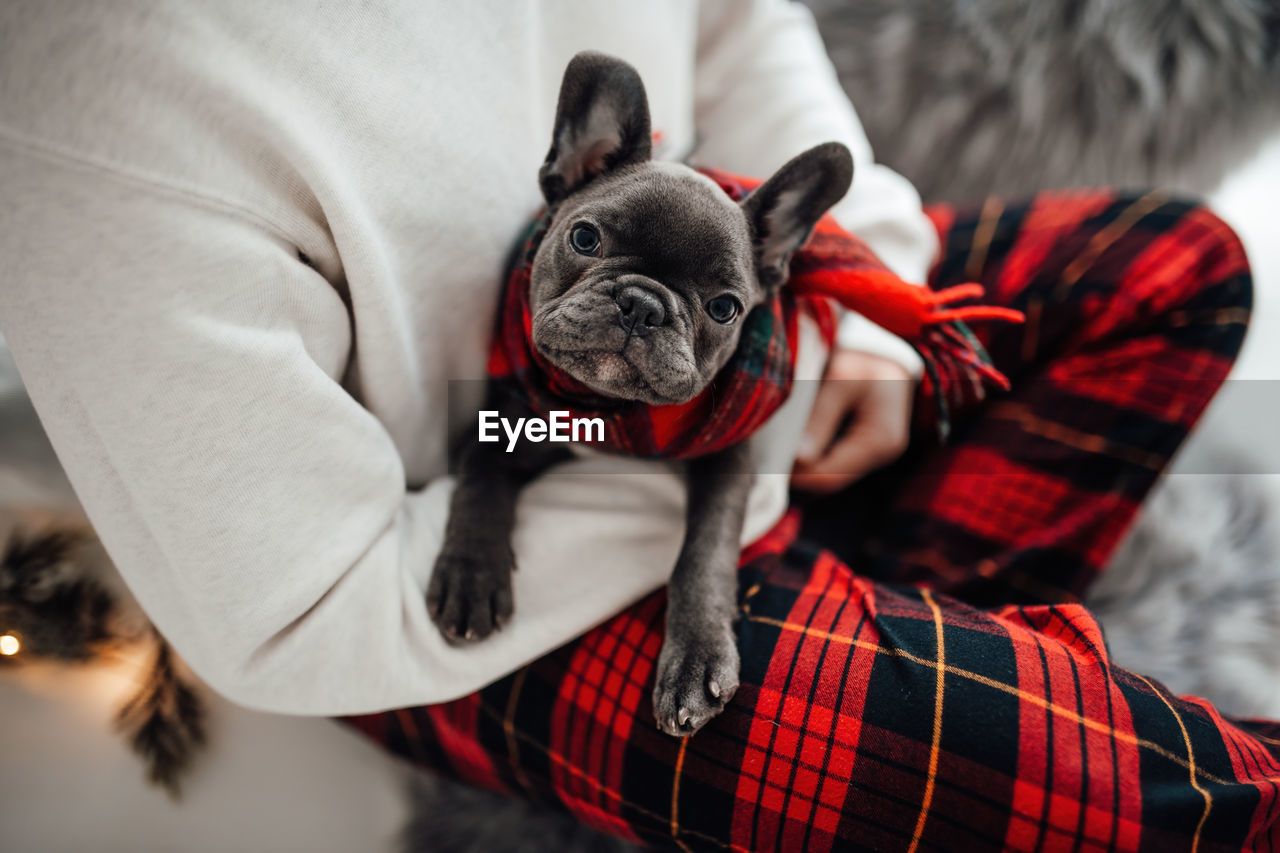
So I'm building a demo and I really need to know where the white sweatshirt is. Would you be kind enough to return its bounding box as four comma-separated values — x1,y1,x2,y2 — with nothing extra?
0,0,937,714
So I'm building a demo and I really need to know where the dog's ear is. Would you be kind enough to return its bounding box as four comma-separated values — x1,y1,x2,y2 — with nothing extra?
741,142,854,291
539,51,652,206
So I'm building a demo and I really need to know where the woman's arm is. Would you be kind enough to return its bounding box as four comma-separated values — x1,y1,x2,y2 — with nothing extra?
0,141,456,712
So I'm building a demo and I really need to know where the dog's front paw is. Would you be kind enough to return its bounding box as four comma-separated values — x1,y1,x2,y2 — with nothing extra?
653,626,740,737
426,543,515,644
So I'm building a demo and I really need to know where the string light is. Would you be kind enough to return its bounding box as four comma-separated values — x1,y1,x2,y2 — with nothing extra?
0,634,19,656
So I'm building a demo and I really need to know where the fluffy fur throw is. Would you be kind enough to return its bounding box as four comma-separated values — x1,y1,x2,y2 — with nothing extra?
1090,464,1280,718
806,0,1280,203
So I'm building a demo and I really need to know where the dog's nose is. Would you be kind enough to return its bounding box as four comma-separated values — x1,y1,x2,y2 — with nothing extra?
615,285,666,337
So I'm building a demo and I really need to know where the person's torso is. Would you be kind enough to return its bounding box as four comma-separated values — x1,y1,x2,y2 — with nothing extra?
0,0,704,485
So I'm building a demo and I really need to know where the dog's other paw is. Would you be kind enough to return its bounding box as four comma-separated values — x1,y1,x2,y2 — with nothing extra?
653,626,740,737
425,544,515,644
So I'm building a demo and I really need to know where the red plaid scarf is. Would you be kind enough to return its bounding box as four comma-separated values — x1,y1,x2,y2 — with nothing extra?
487,168,1024,457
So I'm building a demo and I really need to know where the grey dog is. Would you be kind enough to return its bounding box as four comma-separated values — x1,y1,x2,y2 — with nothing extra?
425,51,852,737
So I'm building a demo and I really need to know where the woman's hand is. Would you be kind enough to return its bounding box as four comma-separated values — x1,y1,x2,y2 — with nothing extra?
791,349,914,493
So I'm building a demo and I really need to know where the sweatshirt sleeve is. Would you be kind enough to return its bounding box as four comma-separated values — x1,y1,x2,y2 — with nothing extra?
0,139,450,712
692,0,936,374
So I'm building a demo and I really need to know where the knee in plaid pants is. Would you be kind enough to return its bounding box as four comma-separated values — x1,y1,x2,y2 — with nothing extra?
347,191,1280,852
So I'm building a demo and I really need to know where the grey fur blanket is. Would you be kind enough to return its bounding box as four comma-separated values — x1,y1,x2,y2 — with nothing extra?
1091,467,1280,718
807,0,1280,203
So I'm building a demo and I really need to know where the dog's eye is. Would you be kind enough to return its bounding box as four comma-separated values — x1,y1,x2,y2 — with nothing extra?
705,295,741,324
569,224,601,256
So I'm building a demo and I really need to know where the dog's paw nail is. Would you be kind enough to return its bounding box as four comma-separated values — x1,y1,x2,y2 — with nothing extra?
464,628,475,641
708,680,721,698
678,707,691,727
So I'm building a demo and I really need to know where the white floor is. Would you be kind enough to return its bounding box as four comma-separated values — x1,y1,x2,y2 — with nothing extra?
2,136,1279,852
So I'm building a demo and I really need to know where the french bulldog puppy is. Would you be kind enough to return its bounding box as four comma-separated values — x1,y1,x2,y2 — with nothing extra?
427,51,853,737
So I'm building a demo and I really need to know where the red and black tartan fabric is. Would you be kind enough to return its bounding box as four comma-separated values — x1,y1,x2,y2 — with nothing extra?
346,190,1280,851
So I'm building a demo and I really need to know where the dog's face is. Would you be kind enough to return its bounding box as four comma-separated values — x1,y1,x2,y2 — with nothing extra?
530,163,757,405
528,52,853,405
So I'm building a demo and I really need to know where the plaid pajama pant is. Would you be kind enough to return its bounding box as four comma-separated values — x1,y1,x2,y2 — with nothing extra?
345,190,1280,851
